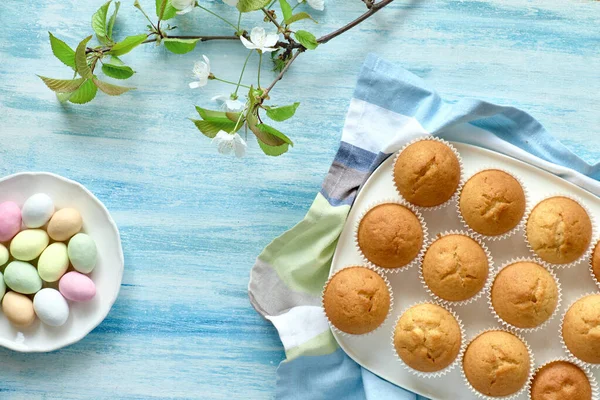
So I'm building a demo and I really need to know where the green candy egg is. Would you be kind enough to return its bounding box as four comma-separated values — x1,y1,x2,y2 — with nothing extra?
68,233,97,274
0,244,8,266
38,242,69,282
10,229,49,261
4,261,42,294
0,272,5,301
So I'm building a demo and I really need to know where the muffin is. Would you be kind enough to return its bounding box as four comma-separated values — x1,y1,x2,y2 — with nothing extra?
459,169,526,236
530,361,592,400
491,261,559,329
393,140,461,207
527,196,592,264
357,203,424,270
393,303,462,373
322,266,391,335
562,294,600,363
591,240,600,284
463,330,530,397
421,234,489,302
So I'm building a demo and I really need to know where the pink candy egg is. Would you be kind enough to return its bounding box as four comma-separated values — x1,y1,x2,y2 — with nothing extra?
0,202,22,242
59,271,96,302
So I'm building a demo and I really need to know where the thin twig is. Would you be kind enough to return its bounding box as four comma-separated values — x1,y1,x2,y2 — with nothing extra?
317,0,394,44
263,50,303,95
85,35,239,54
362,0,374,9
261,8,283,32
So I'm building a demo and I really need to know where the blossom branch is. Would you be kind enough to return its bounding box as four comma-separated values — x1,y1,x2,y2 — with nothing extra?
317,0,394,44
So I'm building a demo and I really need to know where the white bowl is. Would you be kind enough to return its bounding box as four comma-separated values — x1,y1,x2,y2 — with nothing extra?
0,172,124,352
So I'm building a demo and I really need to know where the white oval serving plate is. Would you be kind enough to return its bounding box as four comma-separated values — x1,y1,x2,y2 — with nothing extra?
0,172,124,352
330,143,600,400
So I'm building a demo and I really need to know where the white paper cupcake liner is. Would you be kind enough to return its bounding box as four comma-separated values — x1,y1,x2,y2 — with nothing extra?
321,265,394,337
456,167,529,241
589,239,600,290
354,198,429,274
390,136,464,211
559,292,600,368
527,357,599,400
461,328,535,400
524,193,596,269
390,300,466,378
419,230,494,307
487,257,562,333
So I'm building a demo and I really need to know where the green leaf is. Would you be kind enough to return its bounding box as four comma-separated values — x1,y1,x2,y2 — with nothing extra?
92,77,134,95
38,76,86,93
257,139,290,156
156,0,177,20
191,119,238,139
286,12,317,25
75,36,93,79
92,1,112,44
68,79,98,104
255,123,294,146
110,34,147,56
265,102,299,121
195,107,237,123
56,92,73,103
48,33,76,69
163,38,200,54
294,30,318,50
237,0,271,13
101,57,134,79
279,0,292,21
107,1,121,40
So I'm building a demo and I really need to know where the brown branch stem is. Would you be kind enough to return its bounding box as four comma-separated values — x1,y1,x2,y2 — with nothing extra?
317,0,394,44
263,49,303,95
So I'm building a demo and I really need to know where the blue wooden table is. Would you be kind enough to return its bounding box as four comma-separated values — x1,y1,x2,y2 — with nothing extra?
0,0,598,398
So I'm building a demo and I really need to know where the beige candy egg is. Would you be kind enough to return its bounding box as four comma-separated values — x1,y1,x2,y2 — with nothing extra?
47,208,82,241
2,292,36,328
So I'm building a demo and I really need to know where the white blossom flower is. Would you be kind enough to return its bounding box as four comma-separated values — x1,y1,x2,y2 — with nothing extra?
297,0,324,11
222,0,239,6
213,130,247,157
212,95,245,112
189,55,211,89
172,0,196,14
240,27,279,53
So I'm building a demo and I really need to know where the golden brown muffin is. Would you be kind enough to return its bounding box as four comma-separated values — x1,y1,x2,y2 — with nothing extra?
530,361,592,400
592,240,600,284
421,234,489,302
459,169,526,236
393,140,461,207
393,303,462,372
357,203,423,269
562,294,600,363
491,261,559,329
527,196,592,264
323,267,391,335
463,331,530,397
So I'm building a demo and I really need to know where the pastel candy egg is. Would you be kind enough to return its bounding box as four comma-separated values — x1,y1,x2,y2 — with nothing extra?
0,243,8,266
59,271,96,302
38,243,69,282
4,261,43,294
10,229,49,261
2,291,36,328
0,272,5,301
68,233,97,273
0,201,22,242
33,288,69,326
47,208,82,241
22,193,55,228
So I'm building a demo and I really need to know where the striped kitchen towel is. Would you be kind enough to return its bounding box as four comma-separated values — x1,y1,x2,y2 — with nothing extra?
248,53,600,400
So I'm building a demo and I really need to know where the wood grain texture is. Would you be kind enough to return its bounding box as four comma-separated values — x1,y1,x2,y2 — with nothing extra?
0,0,598,398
